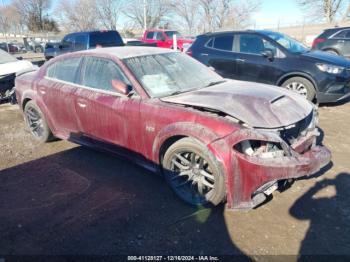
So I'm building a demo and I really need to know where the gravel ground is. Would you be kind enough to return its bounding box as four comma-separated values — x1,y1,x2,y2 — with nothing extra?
0,101,349,259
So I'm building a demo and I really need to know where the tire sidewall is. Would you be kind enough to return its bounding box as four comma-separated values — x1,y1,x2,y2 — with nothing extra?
162,138,226,206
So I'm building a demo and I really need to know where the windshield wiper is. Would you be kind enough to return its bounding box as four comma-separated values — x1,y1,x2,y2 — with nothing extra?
205,80,226,87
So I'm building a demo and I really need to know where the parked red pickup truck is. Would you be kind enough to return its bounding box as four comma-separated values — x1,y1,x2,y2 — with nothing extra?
141,29,193,50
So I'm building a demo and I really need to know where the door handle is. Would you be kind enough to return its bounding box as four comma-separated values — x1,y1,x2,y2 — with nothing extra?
77,98,87,108
201,53,209,56
338,40,345,43
38,86,46,94
236,58,245,62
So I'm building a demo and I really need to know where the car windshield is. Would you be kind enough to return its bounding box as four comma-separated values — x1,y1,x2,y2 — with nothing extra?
124,52,224,98
0,49,17,64
164,31,183,39
263,31,309,54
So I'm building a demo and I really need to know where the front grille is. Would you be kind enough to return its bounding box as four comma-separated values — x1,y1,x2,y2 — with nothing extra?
279,111,313,145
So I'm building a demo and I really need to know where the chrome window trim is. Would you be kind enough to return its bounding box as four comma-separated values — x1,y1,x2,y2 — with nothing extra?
330,29,350,39
44,76,133,98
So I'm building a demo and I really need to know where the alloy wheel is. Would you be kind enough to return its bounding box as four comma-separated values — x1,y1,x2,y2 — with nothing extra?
25,106,45,138
285,82,308,97
168,150,215,204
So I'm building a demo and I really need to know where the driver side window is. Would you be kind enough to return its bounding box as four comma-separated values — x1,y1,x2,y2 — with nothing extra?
81,57,130,93
238,34,278,56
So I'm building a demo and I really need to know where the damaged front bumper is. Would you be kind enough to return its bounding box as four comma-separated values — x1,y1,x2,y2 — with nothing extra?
210,127,331,210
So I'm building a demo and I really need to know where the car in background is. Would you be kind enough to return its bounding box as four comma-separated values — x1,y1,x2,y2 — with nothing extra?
15,47,330,209
44,30,125,60
0,49,36,103
0,42,23,53
141,29,193,50
188,30,350,103
312,27,350,58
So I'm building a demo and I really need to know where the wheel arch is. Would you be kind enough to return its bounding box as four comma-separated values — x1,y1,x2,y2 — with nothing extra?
322,48,340,55
276,72,318,91
152,122,222,166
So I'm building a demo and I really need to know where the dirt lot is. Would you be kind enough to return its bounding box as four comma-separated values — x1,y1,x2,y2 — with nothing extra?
0,101,349,259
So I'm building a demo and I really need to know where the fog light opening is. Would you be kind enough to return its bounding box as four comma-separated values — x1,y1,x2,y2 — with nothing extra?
234,140,286,158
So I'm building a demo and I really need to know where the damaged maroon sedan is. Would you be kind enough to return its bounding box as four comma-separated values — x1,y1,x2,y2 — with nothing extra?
15,47,331,209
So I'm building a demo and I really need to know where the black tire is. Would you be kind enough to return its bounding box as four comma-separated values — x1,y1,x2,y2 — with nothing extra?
24,101,54,143
162,137,226,206
281,77,316,101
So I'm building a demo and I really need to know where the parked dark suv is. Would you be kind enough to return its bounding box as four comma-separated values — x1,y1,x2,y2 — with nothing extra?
188,30,350,103
312,27,350,58
44,30,124,60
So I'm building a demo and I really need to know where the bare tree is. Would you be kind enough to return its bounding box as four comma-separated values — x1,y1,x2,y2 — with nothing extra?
96,0,123,30
0,4,25,35
12,0,53,32
123,0,173,30
56,0,100,31
298,0,345,23
342,0,350,20
170,0,200,35
198,0,260,32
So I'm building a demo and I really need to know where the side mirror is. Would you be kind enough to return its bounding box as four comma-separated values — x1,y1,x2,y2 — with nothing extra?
111,79,130,95
261,49,274,61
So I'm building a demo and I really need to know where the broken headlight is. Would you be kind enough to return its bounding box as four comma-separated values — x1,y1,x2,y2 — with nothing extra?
234,140,286,158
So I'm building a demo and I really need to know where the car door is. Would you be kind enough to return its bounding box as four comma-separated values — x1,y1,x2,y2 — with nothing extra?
60,34,74,54
235,33,284,84
73,34,88,51
155,32,168,48
74,56,141,149
144,31,156,44
38,57,82,137
199,34,239,79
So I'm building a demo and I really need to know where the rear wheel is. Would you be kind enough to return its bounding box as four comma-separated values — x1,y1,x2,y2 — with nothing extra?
281,77,316,101
24,101,54,143
162,138,225,206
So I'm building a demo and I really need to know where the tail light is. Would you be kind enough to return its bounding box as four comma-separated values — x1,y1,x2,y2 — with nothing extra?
312,38,325,49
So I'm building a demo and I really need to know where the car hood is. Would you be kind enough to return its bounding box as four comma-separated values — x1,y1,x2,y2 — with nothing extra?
161,80,313,129
302,50,350,67
0,60,34,76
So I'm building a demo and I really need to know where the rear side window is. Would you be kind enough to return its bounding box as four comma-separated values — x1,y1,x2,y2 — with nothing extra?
46,57,81,83
89,31,124,48
206,35,234,51
333,29,350,39
146,32,154,39
81,57,130,92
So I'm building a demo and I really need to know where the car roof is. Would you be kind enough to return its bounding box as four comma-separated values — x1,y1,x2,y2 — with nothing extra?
325,26,350,31
76,46,177,59
201,29,277,37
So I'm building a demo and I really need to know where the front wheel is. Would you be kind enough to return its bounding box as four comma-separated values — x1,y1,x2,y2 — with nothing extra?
24,101,54,143
281,77,316,101
162,138,226,206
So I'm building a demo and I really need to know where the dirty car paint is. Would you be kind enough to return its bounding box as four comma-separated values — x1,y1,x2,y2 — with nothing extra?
15,47,331,209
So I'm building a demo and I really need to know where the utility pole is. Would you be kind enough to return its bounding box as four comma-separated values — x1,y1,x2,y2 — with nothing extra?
143,0,147,31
